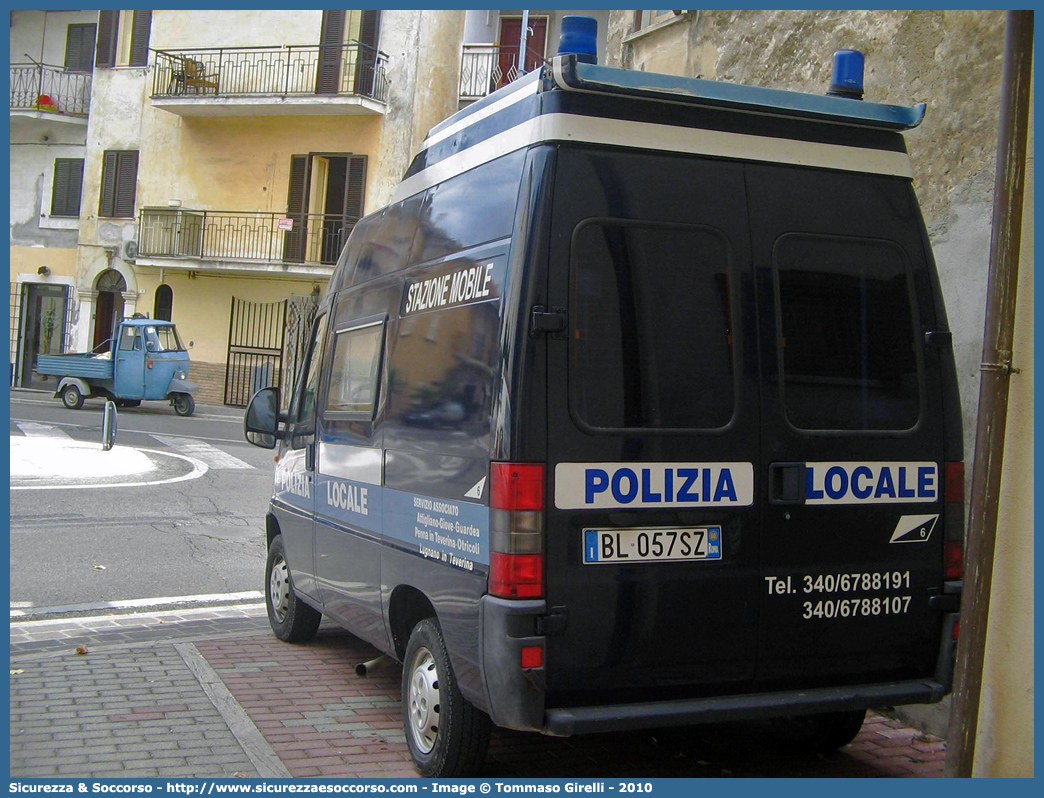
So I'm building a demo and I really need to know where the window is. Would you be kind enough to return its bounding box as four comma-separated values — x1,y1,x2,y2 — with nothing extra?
289,314,328,446
50,159,84,218
64,24,97,72
571,220,735,430
144,325,184,352
154,284,173,321
117,326,141,351
326,322,384,415
93,10,152,68
410,150,525,264
774,234,921,431
98,150,138,218
632,10,679,33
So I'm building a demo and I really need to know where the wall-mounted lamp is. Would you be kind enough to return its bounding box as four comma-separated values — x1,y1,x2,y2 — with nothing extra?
37,266,51,276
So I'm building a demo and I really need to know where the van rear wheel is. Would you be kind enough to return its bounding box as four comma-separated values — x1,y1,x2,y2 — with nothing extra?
265,535,321,643
402,618,491,777
770,708,867,754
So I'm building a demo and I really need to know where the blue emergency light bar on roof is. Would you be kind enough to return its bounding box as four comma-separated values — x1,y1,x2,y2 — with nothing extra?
549,57,926,132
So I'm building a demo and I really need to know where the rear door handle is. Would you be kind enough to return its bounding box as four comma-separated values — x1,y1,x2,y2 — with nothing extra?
769,462,806,505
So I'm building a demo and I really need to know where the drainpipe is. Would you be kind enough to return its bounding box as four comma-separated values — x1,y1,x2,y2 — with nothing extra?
944,9,1033,778
519,9,530,75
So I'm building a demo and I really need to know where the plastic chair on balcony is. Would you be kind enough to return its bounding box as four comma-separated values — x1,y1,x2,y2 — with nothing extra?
183,59,219,95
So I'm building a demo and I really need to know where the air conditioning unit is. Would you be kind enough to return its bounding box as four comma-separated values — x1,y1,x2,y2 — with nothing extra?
122,240,139,260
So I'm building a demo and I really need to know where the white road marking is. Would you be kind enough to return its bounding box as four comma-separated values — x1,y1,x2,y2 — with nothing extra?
11,602,265,627
151,434,254,470
15,421,72,438
10,445,209,490
10,590,264,619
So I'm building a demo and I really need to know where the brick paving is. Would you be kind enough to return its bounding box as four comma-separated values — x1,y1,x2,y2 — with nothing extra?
10,609,948,779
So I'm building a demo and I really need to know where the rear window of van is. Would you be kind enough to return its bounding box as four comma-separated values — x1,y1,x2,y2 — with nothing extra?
774,234,921,431
571,220,735,430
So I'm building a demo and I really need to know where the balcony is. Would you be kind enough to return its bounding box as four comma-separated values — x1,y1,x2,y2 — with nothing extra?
137,208,354,277
149,44,389,117
458,43,552,103
10,63,92,126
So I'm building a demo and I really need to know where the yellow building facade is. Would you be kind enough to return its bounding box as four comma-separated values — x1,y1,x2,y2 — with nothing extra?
11,9,465,404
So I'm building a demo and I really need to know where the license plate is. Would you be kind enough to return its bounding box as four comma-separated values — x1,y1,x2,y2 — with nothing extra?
583,527,722,564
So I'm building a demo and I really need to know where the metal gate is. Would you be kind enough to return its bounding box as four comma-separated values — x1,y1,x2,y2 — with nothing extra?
224,297,286,407
281,292,320,411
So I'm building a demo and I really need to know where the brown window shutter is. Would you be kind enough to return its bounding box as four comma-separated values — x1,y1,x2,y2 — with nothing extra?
283,155,310,262
317,10,346,94
354,11,381,96
129,11,152,67
99,150,119,216
65,24,97,72
51,158,84,217
95,10,120,69
114,151,139,218
345,155,367,223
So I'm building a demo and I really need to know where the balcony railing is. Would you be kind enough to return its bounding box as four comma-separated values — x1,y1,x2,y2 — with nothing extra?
459,44,547,100
138,208,356,268
10,63,92,116
150,44,389,104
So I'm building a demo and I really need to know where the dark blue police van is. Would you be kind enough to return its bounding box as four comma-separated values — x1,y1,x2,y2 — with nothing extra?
245,37,964,776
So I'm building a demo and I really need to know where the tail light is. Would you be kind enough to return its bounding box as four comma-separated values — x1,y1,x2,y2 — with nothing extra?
488,463,545,599
943,462,965,580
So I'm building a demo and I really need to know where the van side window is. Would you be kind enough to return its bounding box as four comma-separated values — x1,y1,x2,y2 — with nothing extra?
291,314,329,440
353,197,423,285
571,220,735,430
326,321,384,416
774,234,920,431
410,150,525,264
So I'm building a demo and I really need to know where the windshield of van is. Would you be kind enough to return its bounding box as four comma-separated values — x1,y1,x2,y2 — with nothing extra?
571,220,735,430
144,325,185,352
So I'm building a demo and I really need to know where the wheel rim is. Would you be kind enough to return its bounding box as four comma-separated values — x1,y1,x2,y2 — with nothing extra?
174,395,188,413
406,646,440,754
269,556,290,623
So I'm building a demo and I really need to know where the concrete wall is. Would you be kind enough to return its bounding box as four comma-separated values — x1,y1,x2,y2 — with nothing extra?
371,10,466,207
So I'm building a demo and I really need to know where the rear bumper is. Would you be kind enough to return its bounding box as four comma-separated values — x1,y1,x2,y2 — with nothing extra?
543,678,948,737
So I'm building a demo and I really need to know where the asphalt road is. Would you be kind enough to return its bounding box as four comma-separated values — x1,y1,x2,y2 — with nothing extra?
9,392,276,615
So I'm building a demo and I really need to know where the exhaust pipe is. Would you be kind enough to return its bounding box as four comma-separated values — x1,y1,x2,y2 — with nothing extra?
355,655,391,677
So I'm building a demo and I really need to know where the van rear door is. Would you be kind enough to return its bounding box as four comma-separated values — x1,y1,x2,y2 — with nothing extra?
748,163,948,687
543,145,760,704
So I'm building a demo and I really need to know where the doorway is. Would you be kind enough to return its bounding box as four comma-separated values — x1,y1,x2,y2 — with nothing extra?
18,283,69,389
496,16,547,89
93,269,127,352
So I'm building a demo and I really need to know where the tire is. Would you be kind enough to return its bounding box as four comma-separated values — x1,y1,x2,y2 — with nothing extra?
265,535,321,643
172,393,195,416
402,618,491,777
770,709,867,754
61,384,84,410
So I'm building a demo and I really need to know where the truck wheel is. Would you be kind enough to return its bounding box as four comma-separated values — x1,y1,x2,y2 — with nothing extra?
770,709,867,754
61,385,85,410
172,393,195,416
402,618,491,777
265,535,321,643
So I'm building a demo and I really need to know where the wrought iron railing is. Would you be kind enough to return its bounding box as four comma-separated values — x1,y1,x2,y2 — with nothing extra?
138,208,355,267
150,44,389,103
459,44,547,99
10,63,92,116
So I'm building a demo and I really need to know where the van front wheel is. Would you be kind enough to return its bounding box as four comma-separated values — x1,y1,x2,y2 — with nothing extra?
265,535,321,643
770,708,867,754
402,618,491,777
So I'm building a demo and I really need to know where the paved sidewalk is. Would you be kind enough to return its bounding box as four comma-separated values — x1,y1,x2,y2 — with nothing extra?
10,608,949,779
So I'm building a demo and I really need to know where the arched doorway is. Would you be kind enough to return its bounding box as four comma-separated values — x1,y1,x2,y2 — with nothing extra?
93,269,127,352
